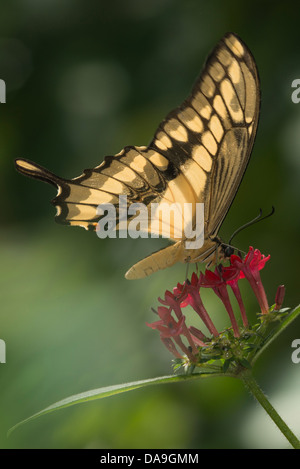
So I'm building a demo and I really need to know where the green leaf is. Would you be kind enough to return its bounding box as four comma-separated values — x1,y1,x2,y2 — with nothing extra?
8,371,223,437
237,358,252,369
252,304,300,364
222,358,233,373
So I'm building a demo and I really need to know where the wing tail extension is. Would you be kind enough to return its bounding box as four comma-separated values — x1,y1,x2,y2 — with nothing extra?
15,158,62,189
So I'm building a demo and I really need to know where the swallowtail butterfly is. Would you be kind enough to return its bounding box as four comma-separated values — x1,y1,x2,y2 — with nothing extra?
15,33,260,279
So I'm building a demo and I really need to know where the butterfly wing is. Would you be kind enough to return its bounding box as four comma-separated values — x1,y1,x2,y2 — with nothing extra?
149,32,260,241
15,146,194,240
204,33,260,238
123,32,260,276
15,32,260,279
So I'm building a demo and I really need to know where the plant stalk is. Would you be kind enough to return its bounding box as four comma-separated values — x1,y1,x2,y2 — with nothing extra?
241,371,300,449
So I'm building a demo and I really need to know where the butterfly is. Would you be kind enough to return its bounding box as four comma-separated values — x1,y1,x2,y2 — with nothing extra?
15,32,260,280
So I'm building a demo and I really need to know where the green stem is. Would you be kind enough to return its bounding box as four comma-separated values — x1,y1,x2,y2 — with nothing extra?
241,371,300,449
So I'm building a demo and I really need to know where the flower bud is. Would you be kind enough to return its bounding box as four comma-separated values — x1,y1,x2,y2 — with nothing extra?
275,285,285,310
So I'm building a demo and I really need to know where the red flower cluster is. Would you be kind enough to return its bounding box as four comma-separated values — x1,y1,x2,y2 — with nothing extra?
147,247,282,361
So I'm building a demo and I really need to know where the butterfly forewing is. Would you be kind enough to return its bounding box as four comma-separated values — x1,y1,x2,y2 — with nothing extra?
150,33,260,238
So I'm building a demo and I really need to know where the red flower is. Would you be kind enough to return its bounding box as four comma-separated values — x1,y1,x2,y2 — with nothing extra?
158,289,205,351
149,246,275,362
148,298,203,360
146,306,185,339
158,289,185,318
160,338,183,359
173,272,219,337
231,247,270,314
147,306,196,361
199,267,240,338
172,272,198,307
222,265,248,328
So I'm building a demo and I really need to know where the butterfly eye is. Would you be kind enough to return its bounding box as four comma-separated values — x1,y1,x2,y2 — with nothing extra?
223,245,235,258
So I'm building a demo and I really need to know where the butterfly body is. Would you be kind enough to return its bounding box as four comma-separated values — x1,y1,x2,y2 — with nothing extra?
15,33,260,279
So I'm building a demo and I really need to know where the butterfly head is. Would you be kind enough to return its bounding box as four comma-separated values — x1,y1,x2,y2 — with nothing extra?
203,236,239,267
221,244,235,259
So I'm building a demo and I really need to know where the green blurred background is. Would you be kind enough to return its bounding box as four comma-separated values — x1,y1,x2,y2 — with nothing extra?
1,0,300,449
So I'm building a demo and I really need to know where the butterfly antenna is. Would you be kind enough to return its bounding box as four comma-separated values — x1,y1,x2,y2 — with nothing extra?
185,262,190,281
175,263,191,301
177,263,190,299
228,206,275,246
215,243,220,264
